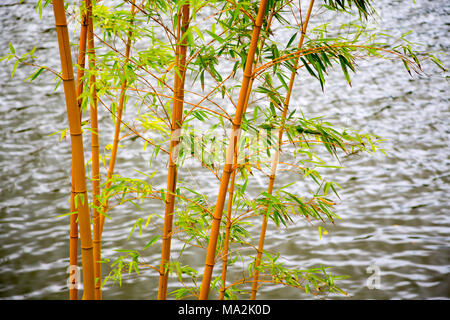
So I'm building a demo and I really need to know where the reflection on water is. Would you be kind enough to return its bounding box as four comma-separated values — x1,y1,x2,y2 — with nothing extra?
0,0,448,299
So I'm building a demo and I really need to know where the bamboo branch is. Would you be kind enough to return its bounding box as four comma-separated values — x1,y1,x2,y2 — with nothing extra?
92,32,175,94
252,44,421,78
99,2,137,237
97,96,169,154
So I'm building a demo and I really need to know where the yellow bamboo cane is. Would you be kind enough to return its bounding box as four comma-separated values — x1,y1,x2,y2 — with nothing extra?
218,144,237,300
69,0,88,300
52,0,95,300
158,3,190,300
75,0,88,110
219,10,276,300
69,182,78,300
250,0,315,300
86,0,102,300
198,0,269,300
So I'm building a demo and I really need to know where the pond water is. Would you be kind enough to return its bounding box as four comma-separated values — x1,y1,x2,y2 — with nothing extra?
0,0,449,299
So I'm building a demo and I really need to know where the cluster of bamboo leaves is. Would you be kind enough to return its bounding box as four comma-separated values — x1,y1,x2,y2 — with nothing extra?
3,0,445,300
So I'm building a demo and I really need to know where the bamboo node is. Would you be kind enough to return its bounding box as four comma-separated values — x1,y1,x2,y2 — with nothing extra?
223,167,234,174
72,189,87,194
243,71,253,79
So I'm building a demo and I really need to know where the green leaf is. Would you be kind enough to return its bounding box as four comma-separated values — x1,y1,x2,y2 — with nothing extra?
206,30,225,44
276,72,289,91
323,182,331,195
128,218,143,240
144,212,155,228
300,57,317,79
285,32,298,49
318,226,328,240
8,42,15,55
338,55,352,86
429,54,447,72
25,67,45,82
55,211,78,219
73,193,85,208
191,25,204,41
305,283,310,295
99,209,111,220
11,60,19,78
143,235,160,250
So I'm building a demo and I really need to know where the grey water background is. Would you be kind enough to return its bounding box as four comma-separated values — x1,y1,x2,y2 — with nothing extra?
0,0,449,299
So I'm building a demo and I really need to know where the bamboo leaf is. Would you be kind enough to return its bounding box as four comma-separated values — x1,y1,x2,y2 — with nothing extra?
11,60,19,78
55,211,78,218
144,214,153,228
143,235,160,250
324,182,331,195
338,55,352,86
26,67,45,82
205,30,225,44
318,226,328,240
8,42,15,54
276,72,289,91
191,25,204,41
300,57,317,79
285,32,298,49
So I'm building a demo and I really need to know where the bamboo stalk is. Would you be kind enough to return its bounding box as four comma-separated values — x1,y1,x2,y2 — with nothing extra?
158,3,190,300
250,0,315,300
198,0,269,300
99,1,137,237
69,0,88,300
85,0,102,300
52,0,95,300
219,9,276,300
69,182,78,300
218,144,237,300
75,0,88,110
